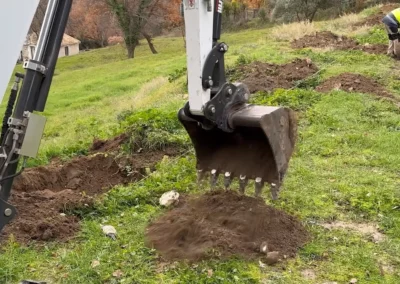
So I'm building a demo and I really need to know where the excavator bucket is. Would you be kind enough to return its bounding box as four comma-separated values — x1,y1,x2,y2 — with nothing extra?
179,105,297,199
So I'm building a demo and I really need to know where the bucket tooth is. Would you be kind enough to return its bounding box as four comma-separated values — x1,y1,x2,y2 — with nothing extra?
270,183,280,200
255,177,264,197
224,172,232,190
210,169,218,189
239,175,248,194
197,169,205,183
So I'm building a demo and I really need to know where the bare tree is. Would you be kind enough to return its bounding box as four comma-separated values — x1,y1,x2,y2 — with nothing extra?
30,0,49,36
106,0,160,58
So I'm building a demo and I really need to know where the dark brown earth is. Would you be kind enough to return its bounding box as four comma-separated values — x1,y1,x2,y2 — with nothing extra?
316,73,399,102
1,137,180,244
236,58,318,93
291,31,387,55
355,4,399,27
90,133,128,153
146,190,309,262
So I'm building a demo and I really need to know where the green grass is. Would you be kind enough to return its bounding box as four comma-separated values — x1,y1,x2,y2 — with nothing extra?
1,7,400,284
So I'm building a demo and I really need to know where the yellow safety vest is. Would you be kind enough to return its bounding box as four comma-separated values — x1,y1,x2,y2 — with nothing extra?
391,8,400,23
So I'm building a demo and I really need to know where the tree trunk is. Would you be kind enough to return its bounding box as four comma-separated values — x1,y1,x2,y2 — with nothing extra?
142,32,158,54
127,44,135,59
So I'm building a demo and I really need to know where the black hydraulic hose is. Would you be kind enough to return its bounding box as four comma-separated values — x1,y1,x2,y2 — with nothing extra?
0,87,18,144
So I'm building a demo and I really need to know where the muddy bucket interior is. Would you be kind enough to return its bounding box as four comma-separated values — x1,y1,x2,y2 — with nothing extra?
179,105,297,186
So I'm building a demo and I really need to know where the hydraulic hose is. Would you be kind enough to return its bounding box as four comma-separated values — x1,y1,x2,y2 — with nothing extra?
0,83,19,144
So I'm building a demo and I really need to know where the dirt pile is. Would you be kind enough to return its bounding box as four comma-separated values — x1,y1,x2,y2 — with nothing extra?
316,73,398,101
91,133,128,153
356,4,399,27
146,190,309,262
235,58,318,93
1,142,180,243
291,31,387,55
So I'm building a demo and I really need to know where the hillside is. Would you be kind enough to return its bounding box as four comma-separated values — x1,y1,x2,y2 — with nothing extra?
0,4,399,284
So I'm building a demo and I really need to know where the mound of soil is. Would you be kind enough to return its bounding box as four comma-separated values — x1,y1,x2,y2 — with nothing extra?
236,58,318,93
316,73,398,101
146,190,309,262
356,4,399,27
1,145,180,244
291,31,387,55
91,133,128,153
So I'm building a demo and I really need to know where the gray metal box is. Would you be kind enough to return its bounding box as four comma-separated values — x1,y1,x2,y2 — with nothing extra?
19,113,46,158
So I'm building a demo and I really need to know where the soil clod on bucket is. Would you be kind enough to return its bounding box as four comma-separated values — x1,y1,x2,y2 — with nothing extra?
145,190,309,262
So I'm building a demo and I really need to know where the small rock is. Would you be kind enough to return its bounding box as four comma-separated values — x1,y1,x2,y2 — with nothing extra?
91,260,100,268
102,225,117,240
112,269,123,278
60,213,66,217
264,251,281,265
301,269,316,280
159,190,180,207
66,178,81,189
349,278,358,284
259,242,269,254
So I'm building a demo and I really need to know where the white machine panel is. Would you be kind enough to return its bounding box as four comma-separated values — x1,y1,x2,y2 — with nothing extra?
183,0,214,115
0,0,40,103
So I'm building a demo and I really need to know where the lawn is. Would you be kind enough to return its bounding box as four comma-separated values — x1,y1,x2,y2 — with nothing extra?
0,5,399,284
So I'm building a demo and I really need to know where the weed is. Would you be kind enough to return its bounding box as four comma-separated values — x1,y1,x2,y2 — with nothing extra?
168,67,187,83
355,26,387,44
270,21,316,41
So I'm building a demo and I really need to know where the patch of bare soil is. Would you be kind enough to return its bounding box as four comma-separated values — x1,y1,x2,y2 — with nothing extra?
321,221,385,243
291,31,387,55
355,4,399,27
1,142,180,244
316,73,399,102
235,58,318,93
145,190,309,262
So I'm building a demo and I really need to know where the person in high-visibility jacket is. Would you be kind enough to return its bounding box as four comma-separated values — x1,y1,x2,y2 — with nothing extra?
382,8,400,57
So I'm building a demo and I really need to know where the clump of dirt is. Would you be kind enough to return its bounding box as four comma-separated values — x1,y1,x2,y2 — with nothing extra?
316,73,399,101
234,58,318,93
1,144,180,244
291,31,387,55
355,4,399,27
91,133,128,153
146,190,309,262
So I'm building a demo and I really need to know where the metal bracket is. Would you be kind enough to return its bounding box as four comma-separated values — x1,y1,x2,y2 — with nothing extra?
0,198,16,232
202,42,228,91
23,60,46,74
203,82,250,132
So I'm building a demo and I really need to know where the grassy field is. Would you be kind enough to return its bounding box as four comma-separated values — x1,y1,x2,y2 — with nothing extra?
1,5,400,284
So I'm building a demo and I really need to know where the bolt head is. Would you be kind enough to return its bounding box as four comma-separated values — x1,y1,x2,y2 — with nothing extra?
4,208,12,217
227,88,233,95
210,106,216,114
208,80,214,87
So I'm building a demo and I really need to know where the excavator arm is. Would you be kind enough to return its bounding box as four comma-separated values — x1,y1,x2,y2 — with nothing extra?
0,0,73,232
178,0,297,195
